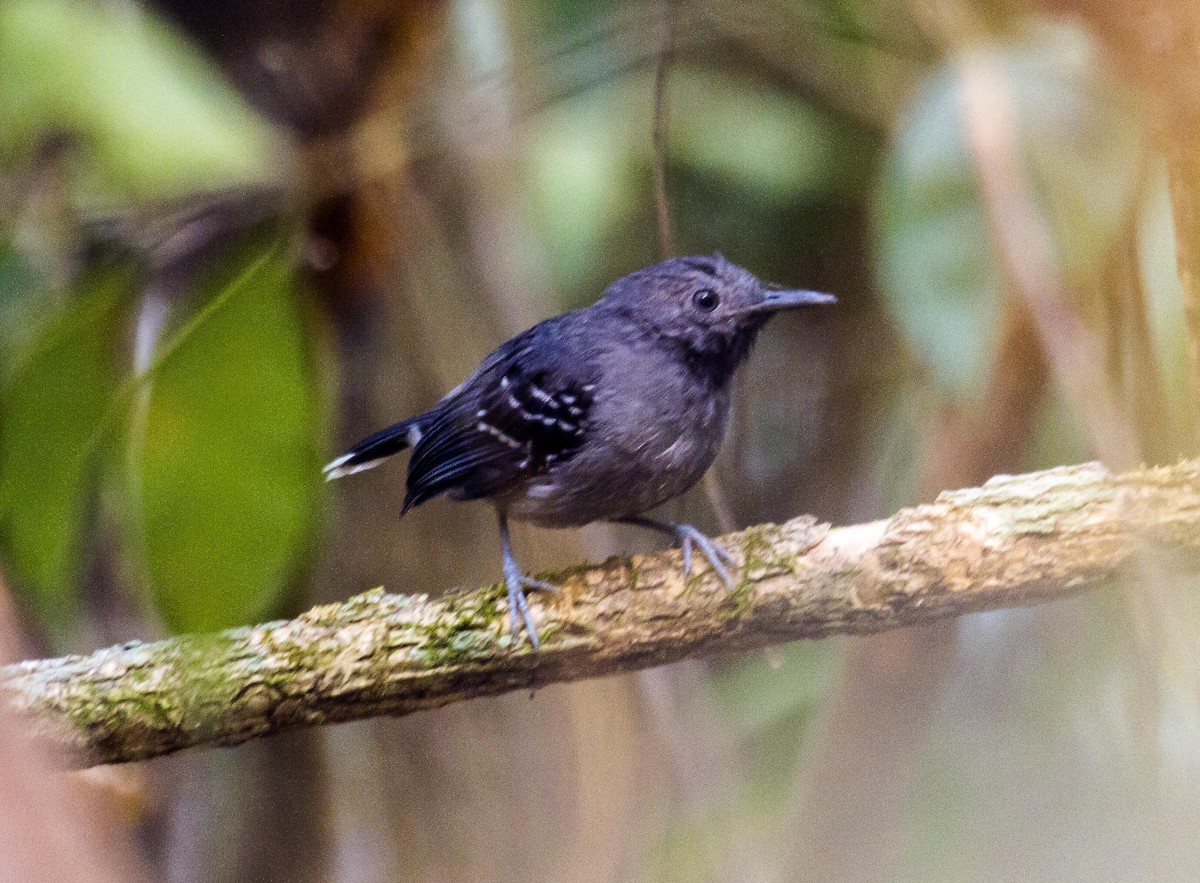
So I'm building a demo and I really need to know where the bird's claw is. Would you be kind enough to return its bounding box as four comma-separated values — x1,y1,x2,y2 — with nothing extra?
502,564,558,649
675,524,736,590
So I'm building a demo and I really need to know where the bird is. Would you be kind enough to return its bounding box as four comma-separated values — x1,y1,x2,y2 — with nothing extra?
324,254,835,647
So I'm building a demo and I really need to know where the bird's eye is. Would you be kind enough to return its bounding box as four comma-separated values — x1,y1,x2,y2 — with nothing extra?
692,289,719,312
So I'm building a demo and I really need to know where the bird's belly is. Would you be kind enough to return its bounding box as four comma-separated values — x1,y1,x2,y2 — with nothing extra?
505,397,727,528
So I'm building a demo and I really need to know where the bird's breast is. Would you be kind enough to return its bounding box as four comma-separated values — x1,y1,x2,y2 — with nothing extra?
504,370,731,528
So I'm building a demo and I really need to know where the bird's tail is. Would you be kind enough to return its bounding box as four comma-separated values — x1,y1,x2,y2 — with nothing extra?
323,417,423,481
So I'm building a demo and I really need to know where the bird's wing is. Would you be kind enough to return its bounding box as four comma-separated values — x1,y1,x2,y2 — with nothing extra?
403,333,596,511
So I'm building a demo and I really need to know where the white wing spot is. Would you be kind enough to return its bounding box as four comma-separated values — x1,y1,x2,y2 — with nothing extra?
476,421,522,450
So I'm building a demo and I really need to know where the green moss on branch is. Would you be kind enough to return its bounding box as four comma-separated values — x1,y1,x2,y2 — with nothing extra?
6,459,1200,766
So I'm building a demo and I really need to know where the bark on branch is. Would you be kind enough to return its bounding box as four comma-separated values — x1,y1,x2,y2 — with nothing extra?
6,459,1200,767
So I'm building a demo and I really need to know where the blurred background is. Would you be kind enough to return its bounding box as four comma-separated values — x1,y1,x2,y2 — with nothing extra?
2,0,1200,880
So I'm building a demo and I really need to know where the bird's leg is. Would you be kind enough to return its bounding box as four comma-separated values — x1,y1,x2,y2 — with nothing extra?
497,513,556,648
614,515,737,590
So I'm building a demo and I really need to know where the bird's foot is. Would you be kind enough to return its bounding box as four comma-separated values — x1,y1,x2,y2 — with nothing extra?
501,559,557,649
520,575,560,594
674,524,737,590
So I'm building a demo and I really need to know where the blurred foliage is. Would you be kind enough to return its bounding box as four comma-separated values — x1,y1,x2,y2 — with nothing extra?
0,268,130,630
878,24,1145,403
0,0,313,646
526,66,869,298
0,0,283,205
126,241,319,633
1,0,1199,880
0,239,46,360
1139,172,1197,438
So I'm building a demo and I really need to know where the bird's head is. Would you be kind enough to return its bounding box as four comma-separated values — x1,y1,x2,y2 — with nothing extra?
599,254,835,381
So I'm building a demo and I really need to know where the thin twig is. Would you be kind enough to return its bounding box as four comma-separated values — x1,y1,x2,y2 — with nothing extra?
649,0,736,532
652,0,676,259
702,469,738,535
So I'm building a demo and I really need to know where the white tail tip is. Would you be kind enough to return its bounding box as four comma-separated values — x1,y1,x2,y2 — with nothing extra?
323,453,383,481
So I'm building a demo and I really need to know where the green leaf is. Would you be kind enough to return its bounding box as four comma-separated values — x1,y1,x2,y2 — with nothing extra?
0,237,48,364
877,64,1001,401
0,0,281,204
128,243,319,633
0,271,130,631
877,23,1145,402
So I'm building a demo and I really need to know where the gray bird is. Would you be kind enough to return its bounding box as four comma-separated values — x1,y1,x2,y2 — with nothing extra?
324,254,834,647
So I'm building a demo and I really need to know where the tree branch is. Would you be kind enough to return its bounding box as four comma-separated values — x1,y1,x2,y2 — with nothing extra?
5,459,1200,767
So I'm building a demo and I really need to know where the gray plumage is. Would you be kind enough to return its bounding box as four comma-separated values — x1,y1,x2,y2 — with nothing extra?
325,254,834,646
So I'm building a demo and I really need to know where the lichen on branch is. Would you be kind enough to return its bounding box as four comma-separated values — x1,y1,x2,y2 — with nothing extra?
5,459,1200,767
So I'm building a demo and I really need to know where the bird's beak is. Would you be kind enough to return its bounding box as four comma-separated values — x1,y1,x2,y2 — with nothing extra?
743,287,837,314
